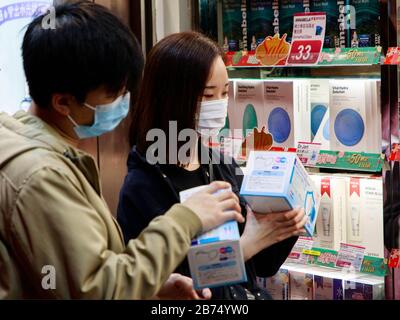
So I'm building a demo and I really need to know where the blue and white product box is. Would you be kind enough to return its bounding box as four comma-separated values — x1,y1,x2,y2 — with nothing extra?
310,79,330,148
329,80,380,153
344,276,385,300
313,274,344,300
180,186,247,290
240,151,320,236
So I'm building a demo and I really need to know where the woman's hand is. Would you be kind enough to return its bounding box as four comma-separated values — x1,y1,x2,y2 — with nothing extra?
240,207,307,261
154,273,212,300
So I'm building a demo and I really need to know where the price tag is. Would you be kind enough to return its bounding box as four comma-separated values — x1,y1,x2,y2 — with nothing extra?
287,237,314,264
336,243,366,272
296,142,321,166
287,12,326,66
303,249,321,257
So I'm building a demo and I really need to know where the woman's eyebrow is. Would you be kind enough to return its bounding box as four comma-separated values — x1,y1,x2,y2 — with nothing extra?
205,83,229,89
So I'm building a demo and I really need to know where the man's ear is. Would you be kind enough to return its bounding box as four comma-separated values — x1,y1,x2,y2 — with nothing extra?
51,93,76,116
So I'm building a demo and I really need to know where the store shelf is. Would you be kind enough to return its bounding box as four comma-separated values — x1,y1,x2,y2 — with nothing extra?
283,262,385,283
226,47,382,69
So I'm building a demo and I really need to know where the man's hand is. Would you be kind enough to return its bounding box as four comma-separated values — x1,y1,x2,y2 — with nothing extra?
240,207,307,261
183,181,244,233
155,274,212,300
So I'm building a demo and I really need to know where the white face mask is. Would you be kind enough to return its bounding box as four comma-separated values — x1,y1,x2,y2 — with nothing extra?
196,98,228,137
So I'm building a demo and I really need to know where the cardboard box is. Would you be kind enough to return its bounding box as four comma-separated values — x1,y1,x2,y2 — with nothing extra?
310,175,347,251
313,274,344,300
344,276,385,300
329,80,371,152
248,0,275,50
344,176,384,259
366,79,382,153
240,151,320,236
310,0,341,48
310,79,330,141
264,269,290,300
234,80,265,140
264,81,295,147
222,0,248,52
263,79,310,147
180,186,247,289
289,270,314,300
349,0,381,48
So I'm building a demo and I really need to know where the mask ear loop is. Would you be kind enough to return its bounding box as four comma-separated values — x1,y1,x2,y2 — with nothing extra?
83,103,96,111
67,102,96,127
67,114,79,127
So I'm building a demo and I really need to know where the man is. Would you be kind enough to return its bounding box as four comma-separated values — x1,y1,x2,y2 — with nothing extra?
0,1,243,299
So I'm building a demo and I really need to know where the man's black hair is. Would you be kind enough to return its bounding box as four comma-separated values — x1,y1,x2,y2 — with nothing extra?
22,1,144,108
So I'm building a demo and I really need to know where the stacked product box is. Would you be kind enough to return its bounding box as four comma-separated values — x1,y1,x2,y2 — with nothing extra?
180,186,247,290
329,79,381,153
310,174,347,252
240,151,320,237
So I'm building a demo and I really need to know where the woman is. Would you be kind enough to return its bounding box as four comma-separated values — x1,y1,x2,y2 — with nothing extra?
117,32,306,300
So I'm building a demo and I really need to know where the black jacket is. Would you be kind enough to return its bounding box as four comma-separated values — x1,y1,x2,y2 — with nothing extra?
117,145,298,300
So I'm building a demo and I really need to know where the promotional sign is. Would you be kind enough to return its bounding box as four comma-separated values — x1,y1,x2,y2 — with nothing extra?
287,12,326,66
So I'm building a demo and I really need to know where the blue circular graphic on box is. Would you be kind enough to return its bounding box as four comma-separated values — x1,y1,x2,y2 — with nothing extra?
323,117,330,140
334,109,365,146
311,104,327,136
268,107,291,143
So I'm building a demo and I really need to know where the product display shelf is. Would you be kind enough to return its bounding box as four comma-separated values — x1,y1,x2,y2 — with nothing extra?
197,0,395,300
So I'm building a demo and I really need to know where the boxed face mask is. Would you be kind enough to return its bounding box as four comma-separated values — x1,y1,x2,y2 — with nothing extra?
366,79,382,153
263,79,310,147
222,0,248,52
310,175,347,251
344,276,385,300
240,151,320,236
248,0,274,51
180,185,247,289
313,274,344,300
348,0,381,48
264,81,295,147
344,176,384,259
329,80,371,152
289,270,314,300
234,80,265,140
310,79,330,142
264,268,290,300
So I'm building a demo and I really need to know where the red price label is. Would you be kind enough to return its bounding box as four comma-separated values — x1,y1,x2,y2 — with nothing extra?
287,40,323,65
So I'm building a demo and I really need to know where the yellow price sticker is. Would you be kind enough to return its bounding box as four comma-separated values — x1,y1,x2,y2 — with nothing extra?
302,250,321,256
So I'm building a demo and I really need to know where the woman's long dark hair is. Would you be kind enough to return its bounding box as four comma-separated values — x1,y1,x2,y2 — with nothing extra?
130,31,224,161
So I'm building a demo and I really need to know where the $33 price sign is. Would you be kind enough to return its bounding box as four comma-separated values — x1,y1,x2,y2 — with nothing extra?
287,40,323,65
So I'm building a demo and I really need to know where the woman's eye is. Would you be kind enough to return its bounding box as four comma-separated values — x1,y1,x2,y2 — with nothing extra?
204,94,214,98
222,92,228,97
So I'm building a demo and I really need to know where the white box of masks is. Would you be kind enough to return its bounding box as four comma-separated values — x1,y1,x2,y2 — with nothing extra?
180,186,247,290
240,151,320,236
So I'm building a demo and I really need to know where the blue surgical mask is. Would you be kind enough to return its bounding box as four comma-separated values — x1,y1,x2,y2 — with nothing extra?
68,92,130,139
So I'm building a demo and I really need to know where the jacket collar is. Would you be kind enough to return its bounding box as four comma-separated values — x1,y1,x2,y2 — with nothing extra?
0,111,101,194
